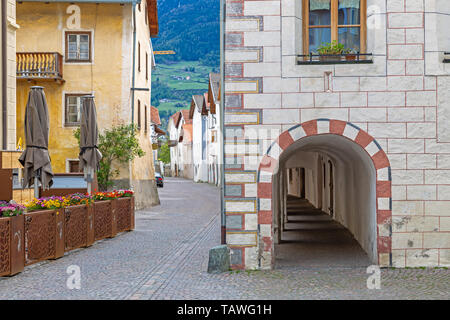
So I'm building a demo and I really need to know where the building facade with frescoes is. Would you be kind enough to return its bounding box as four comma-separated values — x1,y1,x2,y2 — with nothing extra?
222,0,450,269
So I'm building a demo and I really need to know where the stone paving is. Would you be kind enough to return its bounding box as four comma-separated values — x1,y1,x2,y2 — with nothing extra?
0,178,448,299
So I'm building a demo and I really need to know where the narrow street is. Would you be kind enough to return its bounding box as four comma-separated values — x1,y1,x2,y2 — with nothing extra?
0,178,448,299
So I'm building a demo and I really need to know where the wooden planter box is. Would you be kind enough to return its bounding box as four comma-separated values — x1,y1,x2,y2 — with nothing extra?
86,204,95,247
114,197,135,233
24,209,65,266
93,200,115,241
0,215,25,277
1,196,135,276
64,204,89,252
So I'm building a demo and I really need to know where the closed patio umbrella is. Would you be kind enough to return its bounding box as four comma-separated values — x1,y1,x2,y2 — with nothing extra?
19,86,53,198
79,96,102,194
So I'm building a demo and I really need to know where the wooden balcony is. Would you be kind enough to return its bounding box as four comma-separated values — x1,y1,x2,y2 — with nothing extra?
16,52,64,81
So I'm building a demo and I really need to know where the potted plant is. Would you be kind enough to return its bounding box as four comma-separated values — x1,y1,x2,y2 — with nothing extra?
316,41,345,62
344,48,358,61
0,201,25,276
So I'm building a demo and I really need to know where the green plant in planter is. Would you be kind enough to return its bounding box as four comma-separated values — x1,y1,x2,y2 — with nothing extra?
343,48,358,60
316,40,345,57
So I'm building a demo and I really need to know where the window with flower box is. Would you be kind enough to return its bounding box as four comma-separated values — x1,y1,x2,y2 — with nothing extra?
303,0,367,55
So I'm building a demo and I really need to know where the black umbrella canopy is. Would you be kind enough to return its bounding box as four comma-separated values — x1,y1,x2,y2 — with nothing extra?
18,86,53,189
79,96,102,172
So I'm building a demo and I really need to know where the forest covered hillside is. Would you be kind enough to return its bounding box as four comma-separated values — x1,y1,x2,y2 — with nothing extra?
153,0,220,66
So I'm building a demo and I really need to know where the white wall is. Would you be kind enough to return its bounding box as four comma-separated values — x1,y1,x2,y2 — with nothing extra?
192,110,208,182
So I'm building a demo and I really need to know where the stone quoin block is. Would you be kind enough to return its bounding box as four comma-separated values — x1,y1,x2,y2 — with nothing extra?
226,215,243,229
226,232,257,246
225,185,243,197
226,49,260,63
230,247,243,265
225,199,257,213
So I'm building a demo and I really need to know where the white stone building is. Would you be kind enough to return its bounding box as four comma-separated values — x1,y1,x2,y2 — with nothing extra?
168,111,182,176
190,94,209,183
206,73,222,186
168,110,193,179
223,0,450,270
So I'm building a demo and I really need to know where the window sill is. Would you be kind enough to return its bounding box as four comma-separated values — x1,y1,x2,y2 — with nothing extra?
297,53,373,65
297,59,373,65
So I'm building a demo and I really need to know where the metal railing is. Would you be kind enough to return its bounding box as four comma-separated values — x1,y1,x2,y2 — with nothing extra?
16,52,63,80
297,52,373,65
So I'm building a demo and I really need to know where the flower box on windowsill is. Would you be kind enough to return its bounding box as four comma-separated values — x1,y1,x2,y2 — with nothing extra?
297,53,373,65
444,52,450,63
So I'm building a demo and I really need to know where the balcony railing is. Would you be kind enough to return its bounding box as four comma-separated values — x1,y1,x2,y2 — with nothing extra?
16,52,63,80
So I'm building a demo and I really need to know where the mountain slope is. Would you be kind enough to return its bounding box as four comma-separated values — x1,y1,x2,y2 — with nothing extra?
153,0,220,65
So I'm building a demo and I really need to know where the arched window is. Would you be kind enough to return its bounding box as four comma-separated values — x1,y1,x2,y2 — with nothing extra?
303,0,367,54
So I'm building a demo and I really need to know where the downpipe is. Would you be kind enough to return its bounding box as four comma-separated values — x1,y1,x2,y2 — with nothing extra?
130,1,137,126
219,0,226,245
2,0,7,150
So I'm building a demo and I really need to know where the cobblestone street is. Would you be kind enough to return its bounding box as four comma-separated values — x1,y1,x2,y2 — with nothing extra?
0,178,448,300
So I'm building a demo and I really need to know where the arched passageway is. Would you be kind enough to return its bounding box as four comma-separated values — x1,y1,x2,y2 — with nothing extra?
257,120,392,269
274,134,376,268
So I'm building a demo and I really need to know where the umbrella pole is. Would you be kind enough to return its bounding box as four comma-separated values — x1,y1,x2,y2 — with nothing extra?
87,165,92,195
34,170,40,199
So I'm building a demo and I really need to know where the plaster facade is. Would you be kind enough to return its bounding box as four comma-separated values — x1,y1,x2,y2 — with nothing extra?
15,1,159,209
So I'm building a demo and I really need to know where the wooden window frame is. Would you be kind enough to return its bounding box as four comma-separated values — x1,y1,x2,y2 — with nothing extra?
65,31,92,63
144,105,148,133
64,93,88,127
138,42,141,72
302,0,367,55
68,160,81,173
137,100,141,130
146,52,148,80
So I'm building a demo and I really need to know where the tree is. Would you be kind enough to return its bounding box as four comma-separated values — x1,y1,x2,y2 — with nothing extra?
158,141,170,164
74,124,145,191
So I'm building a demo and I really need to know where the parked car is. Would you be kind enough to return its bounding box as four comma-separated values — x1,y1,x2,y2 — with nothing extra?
155,172,164,188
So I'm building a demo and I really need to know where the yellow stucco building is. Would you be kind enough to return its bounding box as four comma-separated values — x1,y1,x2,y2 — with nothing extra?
15,0,160,209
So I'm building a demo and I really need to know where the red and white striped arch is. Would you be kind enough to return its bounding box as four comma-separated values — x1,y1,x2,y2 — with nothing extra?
256,119,392,267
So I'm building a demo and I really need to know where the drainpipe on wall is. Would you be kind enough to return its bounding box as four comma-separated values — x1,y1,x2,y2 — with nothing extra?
130,1,137,126
1,0,7,150
219,0,226,245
